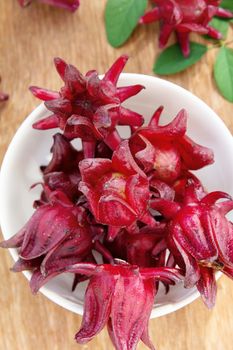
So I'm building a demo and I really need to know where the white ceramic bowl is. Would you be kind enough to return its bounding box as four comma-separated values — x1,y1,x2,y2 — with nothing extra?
1,73,233,318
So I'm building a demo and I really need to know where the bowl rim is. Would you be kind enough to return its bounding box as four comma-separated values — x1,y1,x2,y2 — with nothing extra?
0,72,229,318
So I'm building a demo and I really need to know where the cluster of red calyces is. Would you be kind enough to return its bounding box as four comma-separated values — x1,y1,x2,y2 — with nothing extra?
1,55,233,350
18,0,80,11
140,0,233,57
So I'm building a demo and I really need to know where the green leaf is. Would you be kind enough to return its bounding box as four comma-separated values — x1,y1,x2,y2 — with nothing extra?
208,17,229,39
221,0,233,11
214,46,233,102
154,42,208,75
105,0,147,47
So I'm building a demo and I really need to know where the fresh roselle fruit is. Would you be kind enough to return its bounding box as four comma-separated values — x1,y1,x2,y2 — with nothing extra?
140,0,233,57
105,225,167,267
40,133,83,202
0,189,93,290
151,180,233,308
130,106,214,184
64,262,183,349
78,140,156,241
30,55,144,156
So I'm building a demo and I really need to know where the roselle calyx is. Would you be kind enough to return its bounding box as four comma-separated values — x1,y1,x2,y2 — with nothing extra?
105,225,167,268
130,106,214,183
30,55,144,155
64,262,182,349
140,0,233,57
40,133,83,202
152,180,233,308
78,140,156,240
0,188,95,292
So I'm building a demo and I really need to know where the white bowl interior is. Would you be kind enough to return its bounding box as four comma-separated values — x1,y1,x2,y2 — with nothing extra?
1,73,233,318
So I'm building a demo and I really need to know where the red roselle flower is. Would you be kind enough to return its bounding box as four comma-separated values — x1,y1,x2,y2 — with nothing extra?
38,133,114,205
0,188,95,292
140,0,233,57
105,225,168,268
172,171,206,203
151,180,233,308
18,0,80,11
130,106,214,184
30,55,144,157
40,133,83,203
64,262,182,349
78,140,156,241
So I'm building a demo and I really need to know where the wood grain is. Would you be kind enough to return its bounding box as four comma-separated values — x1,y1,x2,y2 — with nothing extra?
0,1,233,349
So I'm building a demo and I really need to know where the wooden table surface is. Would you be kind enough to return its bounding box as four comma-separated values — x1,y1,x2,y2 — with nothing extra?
1,1,233,349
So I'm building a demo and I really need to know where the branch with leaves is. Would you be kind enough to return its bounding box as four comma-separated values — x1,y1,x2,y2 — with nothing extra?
105,0,233,102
